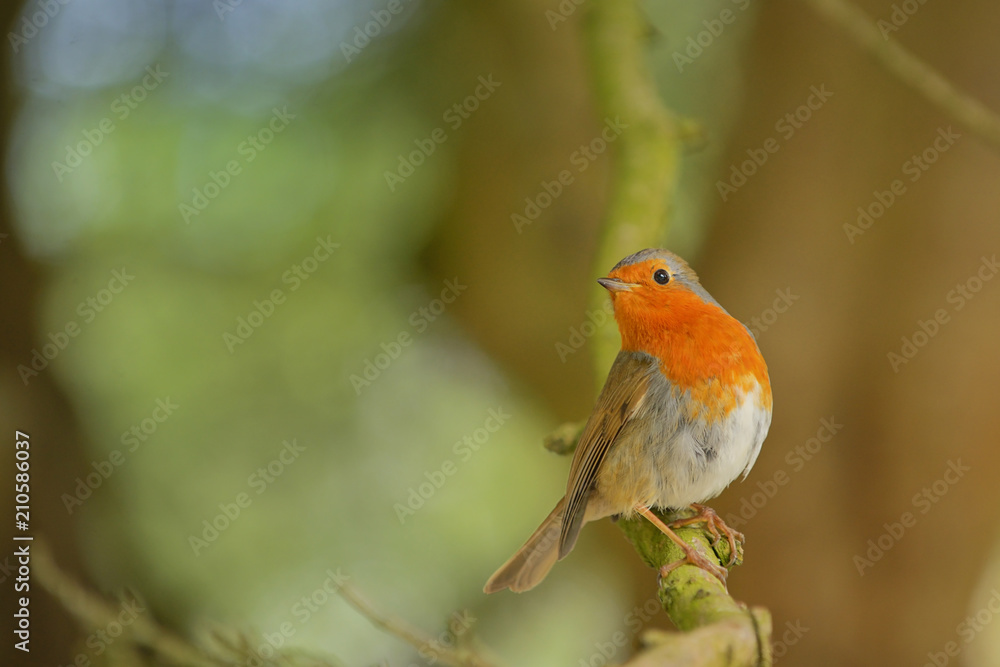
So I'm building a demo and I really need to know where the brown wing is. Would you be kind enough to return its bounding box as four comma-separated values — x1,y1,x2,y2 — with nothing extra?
559,350,656,558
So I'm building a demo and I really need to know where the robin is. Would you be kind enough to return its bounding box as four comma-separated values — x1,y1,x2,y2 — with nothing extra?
485,248,772,593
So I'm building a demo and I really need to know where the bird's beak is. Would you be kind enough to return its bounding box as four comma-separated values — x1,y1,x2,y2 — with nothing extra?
597,277,636,293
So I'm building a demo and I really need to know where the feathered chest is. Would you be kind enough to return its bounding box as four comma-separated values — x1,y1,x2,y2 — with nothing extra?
613,289,772,421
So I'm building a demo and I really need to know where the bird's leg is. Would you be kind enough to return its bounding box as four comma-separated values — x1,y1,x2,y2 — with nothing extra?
667,503,744,566
635,504,728,586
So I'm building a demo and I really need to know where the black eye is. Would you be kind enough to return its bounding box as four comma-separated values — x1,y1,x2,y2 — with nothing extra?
653,269,670,285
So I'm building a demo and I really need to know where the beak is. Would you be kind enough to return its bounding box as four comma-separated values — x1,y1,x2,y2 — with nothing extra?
597,277,636,293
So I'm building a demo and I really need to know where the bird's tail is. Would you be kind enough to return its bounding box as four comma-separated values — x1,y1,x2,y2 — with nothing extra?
484,497,566,594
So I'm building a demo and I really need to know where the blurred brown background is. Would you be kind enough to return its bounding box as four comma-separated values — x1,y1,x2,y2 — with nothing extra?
2,0,1000,665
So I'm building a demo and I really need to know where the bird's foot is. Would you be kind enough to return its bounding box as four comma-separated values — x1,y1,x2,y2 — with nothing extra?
636,505,729,587
668,503,744,566
658,545,729,586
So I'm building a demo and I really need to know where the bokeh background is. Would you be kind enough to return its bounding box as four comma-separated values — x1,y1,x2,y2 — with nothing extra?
2,0,1000,665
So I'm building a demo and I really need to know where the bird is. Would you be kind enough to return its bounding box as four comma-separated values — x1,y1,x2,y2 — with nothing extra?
484,248,772,593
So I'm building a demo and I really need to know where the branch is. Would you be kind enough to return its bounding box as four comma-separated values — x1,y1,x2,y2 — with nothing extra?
583,0,687,375
34,542,219,667
34,541,344,667
335,582,495,667
801,0,1000,152
544,427,773,665
617,511,771,666
579,1,772,664
36,538,492,667
542,420,586,455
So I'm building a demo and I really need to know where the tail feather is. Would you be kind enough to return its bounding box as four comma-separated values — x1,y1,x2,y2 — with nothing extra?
484,498,565,593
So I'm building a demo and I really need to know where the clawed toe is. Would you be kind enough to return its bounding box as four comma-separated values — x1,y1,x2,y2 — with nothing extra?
668,503,744,566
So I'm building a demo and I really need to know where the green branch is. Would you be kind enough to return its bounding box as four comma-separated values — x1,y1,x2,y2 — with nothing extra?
618,511,771,666
583,0,686,376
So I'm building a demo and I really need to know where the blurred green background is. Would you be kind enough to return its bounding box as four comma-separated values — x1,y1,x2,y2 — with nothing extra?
3,0,1000,666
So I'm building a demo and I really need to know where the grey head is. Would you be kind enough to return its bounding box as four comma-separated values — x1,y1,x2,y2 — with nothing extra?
609,248,727,313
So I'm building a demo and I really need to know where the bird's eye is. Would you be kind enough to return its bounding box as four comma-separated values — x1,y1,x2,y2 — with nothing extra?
653,269,670,285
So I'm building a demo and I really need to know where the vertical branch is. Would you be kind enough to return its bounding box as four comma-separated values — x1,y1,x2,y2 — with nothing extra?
583,0,682,377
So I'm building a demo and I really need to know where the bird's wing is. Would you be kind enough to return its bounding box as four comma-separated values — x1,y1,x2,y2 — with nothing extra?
559,350,657,558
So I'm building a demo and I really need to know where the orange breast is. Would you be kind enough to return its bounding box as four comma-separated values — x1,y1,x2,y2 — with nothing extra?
614,288,772,422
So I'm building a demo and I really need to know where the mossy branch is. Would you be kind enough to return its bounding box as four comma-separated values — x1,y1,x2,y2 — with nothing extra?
578,1,772,664
583,0,687,376
618,511,771,666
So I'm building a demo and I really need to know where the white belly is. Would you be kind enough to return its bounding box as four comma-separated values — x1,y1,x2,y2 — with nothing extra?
650,383,771,508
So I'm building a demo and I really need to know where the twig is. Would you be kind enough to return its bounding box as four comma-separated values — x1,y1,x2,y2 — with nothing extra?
335,582,495,667
542,420,586,455
34,541,220,667
802,0,1000,152
35,541,344,667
